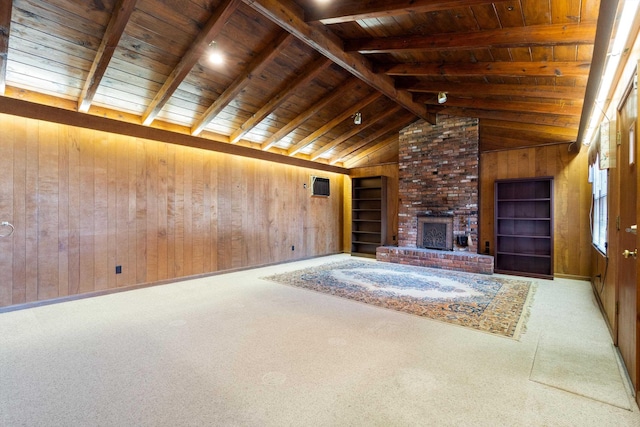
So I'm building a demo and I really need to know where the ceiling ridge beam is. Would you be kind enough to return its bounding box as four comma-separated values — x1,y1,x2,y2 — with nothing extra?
385,61,590,78
142,0,241,126
230,55,332,143
481,120,579,138
243,0,430,123
440,107,581,127
287,92,382,156
311,105,403,161
78,0,138,113
260,77,363,151
306,0,500,25
403,81,585,100
330,113,415,165
346,22,597,54
0,0,12,95
191,31,294,136
420,96,582,116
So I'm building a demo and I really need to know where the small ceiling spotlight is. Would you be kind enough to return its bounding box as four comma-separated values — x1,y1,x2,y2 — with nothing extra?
437,92,447,104
208,41,224,65
353,111,362,125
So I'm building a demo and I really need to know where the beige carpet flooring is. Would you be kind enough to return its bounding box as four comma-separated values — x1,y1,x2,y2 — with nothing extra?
1,254,639,426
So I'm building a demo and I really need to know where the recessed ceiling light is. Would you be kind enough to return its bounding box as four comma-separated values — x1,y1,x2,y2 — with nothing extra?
208,41,224,65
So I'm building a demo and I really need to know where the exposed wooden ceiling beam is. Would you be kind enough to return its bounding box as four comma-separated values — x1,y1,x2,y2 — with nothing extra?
243,0,430,123
420,96,582,116
402,82,586,101
345,22,597,54
343,134,399,168
305,0,501,25
480,119,579,139
330,113,415,165
287,92,382,156
311,105,403,161
191,32,294,136
142,0,241,126
230,56,332,143
0,93,348,174
385,62,590,78
481,126,577,145
78,0,138,113
0,0,11,95
440,107,581,127
260,78,363,151
480,135,575,151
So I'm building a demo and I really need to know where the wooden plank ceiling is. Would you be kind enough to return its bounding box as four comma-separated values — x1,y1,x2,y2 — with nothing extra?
0,0,602,168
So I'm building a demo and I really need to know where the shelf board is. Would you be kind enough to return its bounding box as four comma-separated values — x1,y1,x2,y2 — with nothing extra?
494,268,553,280
496,198,551,202
497,234,551,239
496,217,551,221
496,251,551,258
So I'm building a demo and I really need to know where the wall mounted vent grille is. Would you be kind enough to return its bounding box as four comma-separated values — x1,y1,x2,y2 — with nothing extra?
311,176,330,196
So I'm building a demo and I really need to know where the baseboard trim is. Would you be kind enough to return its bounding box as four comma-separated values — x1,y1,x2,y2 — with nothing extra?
0,253,341,314
554,273,590,281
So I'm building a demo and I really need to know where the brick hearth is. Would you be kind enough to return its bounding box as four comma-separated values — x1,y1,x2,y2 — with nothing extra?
377,246,494,275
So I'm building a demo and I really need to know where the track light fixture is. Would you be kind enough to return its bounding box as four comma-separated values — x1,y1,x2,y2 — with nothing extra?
437,92,447,104
353,111,362,125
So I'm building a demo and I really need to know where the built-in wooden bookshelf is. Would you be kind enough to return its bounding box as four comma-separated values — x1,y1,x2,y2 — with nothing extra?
352,176,387,257
494,177,554,279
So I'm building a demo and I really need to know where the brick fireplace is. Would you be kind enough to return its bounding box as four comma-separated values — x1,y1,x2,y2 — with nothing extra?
376,115,493,274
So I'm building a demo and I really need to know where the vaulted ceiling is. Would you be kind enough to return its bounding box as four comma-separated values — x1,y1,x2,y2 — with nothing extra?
0,0,609,169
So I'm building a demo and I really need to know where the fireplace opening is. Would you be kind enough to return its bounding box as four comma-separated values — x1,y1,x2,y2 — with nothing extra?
417,216,453,251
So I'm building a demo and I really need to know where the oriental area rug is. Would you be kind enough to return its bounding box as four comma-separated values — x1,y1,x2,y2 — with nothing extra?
263,260,535,339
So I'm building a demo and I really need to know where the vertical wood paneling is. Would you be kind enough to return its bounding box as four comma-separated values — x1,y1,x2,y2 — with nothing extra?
106,134,118,289
145,140,158,283
0,113,345,308
25,119,39,301
126,138,137,286
201,150,212,273
0,115,14,306
173,146,185,278
58,123,70,297
116,134,129,288
207,156,221,271
66,127,81,295
157,142,168,281
480,145,590,277
183,149,193,276
135,141,147,284
93,132,109,291
479,150,497,253
79,128,95,294
191,150,204,274
12,117,27,304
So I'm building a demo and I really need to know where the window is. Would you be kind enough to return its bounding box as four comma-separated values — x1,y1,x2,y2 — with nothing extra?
590,156,608,253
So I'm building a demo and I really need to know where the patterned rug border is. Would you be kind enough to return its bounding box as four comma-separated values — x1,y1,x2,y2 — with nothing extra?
262,260,536,340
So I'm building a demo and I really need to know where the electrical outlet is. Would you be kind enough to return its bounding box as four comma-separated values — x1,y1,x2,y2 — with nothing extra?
115,265,122,274
291,245,295,251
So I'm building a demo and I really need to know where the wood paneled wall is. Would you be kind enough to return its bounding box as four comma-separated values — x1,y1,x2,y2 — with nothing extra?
0,114,344,308
480,145,591,278
345,164,399,252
